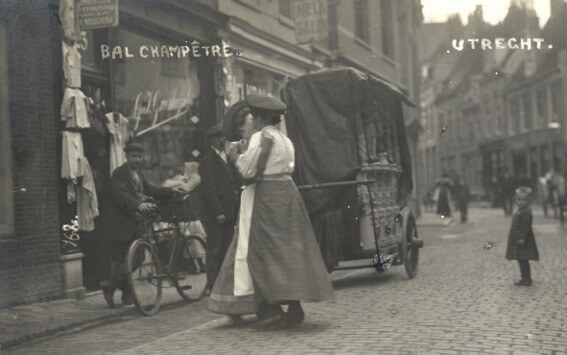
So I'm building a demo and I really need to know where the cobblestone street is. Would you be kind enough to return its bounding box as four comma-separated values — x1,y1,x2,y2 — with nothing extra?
9,207,567,354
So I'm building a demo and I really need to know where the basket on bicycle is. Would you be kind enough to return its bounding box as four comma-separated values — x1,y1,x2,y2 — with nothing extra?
156,192,199,223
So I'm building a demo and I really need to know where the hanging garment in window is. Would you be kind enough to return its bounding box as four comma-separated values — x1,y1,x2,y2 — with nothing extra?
61,131,85,183
62,42,81,88
77,157,99,231
61,88,90,129
59,0,81,41
105,112,130,175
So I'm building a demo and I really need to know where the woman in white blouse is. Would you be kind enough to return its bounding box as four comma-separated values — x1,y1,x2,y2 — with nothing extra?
233,95,333,329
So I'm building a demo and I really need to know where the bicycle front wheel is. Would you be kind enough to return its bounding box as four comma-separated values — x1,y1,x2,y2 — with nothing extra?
126,239,163,316
173,235,208,301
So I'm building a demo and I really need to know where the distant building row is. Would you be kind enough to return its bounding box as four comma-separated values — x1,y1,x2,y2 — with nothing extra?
418,0,567,203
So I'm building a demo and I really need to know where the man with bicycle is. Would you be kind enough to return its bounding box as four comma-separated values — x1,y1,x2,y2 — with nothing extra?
102,142,185,307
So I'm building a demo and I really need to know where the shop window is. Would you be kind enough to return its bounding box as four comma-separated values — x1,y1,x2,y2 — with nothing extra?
279,0,294,19
110,28,211,181
355,0,370,44
380,0,394,58
0,25,14,236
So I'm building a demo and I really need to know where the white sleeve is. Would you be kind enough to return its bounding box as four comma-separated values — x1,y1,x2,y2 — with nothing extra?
236,132,262,178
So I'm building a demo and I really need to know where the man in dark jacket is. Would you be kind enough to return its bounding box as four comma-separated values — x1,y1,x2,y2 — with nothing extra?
102,142,184,307
198,125,241,291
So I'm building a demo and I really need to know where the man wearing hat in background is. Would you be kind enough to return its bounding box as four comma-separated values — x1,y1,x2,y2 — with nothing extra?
198,124,241,292
102,142,185,307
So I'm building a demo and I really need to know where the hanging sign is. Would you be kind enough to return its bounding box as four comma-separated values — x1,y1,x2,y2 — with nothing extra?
294,0,328,44
78,0,119,30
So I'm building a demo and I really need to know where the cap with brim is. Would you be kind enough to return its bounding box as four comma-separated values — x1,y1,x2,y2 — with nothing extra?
222,100,249,142
246,95,287,114
206,124,224,137
124,142,145,154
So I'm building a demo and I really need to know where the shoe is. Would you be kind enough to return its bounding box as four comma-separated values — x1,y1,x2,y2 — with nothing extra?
121,290,135,305
284,304,305,327
100,281,116,308
515,279,532,286
252,305,285,330
253,313,286,330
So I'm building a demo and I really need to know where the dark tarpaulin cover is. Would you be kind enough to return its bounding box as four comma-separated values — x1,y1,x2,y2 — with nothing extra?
282,67,413,216
282,68,362,215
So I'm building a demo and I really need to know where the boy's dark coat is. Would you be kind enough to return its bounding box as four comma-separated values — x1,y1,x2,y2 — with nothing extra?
505,207,539,261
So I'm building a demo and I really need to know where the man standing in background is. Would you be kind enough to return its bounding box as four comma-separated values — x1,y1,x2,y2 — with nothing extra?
198,125,241,292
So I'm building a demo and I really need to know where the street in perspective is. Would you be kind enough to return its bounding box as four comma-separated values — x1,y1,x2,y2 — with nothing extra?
1,0,567,354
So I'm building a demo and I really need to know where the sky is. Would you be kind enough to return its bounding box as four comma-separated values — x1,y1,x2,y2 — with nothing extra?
421,0,551,26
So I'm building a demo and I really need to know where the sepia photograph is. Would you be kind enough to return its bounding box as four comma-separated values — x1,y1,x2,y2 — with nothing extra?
0,0,565,353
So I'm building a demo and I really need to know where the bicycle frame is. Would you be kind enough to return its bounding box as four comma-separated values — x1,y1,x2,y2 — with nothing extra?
138,221,184,283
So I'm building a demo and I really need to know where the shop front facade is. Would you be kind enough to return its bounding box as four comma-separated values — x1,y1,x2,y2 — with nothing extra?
64,1,229,292
0,0,230,306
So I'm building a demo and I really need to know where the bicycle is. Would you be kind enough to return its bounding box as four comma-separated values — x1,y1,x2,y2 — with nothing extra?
125,194,208,316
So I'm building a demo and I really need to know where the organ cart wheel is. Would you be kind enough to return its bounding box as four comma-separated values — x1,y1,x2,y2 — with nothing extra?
401,216,421,279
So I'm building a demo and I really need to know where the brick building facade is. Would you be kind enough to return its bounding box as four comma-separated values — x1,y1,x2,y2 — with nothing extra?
0,1,64,307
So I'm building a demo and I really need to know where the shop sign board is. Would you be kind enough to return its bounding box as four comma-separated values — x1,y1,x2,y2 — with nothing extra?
294,0,328,44
78,0,119,30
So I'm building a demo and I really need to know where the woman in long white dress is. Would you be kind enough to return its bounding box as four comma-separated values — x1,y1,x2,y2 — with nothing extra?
206,103,259,319
207,96,334,329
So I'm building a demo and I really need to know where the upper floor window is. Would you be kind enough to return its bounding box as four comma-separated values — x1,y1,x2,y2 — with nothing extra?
354,0,370,43
380,0,394,58
279,0,294,19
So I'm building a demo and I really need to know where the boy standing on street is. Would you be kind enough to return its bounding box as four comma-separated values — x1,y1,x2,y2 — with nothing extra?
505,187,539,286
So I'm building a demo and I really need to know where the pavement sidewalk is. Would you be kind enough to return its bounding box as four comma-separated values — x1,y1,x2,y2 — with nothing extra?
0,285,186,350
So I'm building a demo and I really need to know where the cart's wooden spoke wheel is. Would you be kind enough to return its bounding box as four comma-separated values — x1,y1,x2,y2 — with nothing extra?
402,217,422,279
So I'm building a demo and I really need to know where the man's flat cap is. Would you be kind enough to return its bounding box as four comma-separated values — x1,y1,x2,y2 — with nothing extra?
246,95,287,113
206,124,224,137
124,142,145,153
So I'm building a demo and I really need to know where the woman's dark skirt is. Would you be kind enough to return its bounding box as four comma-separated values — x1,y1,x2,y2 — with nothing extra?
248,180,334,304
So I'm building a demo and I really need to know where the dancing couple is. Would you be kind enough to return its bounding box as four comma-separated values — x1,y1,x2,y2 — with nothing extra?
206,95,334,329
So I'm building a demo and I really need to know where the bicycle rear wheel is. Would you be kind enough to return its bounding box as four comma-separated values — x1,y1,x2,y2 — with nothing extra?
126,239,163,316
173,235,208,301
